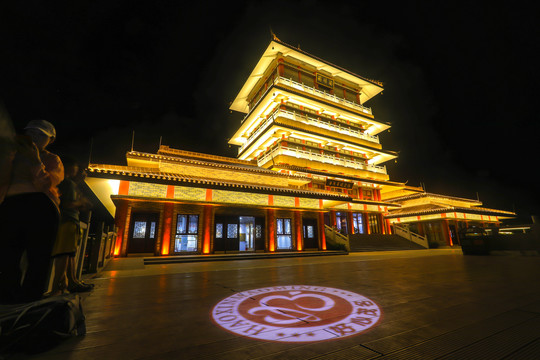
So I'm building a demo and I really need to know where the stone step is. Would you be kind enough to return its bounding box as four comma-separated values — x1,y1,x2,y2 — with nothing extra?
143,250,348,265
349,234,426,252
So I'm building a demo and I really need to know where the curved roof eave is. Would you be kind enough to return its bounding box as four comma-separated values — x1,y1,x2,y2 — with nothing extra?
230,40,384,114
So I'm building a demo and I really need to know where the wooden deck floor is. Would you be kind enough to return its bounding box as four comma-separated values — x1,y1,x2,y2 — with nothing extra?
14,250,540,359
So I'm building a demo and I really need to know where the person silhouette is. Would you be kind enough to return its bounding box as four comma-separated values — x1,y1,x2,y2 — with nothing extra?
0,120,63,303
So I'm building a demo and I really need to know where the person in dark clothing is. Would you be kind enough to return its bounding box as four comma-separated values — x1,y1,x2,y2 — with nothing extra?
0,120,63,304
49,157,93,295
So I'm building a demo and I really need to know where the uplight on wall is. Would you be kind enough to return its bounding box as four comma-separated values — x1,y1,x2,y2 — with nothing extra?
108,179,121,195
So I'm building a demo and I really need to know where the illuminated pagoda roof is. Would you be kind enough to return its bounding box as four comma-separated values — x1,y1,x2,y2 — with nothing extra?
385,192,516,220
386,203,516,219
87,163,346,200
127,148,299,179
273,163,421,191
386,192,484,206
87,160,399,207
230,37,385,114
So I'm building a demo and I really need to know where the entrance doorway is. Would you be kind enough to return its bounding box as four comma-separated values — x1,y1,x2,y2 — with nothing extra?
303,218,319,249
128,212,158,253
215,215,264,252
239,216,255,251
449,224,459,245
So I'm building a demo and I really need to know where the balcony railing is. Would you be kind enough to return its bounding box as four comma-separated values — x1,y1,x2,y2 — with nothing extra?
239,108,379,154
257,144,387,175
274,76,373,115
242,75,373,124
279,109,379,143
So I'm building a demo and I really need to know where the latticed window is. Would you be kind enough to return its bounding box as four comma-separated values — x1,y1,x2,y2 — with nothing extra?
215,223,223,238
227,224,238,238
255,225,262,239
304,225,315,239
133,221,146,238
175,214,198,252
352,213,364,234
276,218,292,250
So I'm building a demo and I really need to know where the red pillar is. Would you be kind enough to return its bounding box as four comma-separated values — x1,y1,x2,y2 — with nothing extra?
347,212,354,235
267,209,276,252
294,211,302,251
161,203,174,255
442,220,453,246
417,222,424,236
118,180,129,195
202,205,213,254
330,210,337,228
114,200,129,257
318,212,326,250
364,213,371,234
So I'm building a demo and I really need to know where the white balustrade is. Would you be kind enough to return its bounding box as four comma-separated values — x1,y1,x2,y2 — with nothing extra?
274,76,373,115
257,145,387,175
239,108,380,154
393,224,429,248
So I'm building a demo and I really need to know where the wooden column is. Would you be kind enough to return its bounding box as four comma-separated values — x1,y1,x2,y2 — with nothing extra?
318,212,326,250
442,220,453,246
364,213,371,234
277,58,284,77
386,218,392,234
267,208,276,252
294,211,302,251
378,214,385,234
160,203,174,255
347,212,354,235
330,210,337,228
202,205,213,254
113,200,129,257
417,222,424,236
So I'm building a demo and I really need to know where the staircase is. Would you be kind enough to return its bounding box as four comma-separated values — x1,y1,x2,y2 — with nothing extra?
348,233,427,252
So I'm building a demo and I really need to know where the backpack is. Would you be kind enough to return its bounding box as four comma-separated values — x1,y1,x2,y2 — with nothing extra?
0,294,86,357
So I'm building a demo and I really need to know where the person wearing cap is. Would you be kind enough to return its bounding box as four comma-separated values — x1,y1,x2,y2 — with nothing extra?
23,119,64,206
0,120,64,303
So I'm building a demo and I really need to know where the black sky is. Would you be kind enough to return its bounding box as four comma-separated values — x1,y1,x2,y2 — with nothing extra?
1,0,538,222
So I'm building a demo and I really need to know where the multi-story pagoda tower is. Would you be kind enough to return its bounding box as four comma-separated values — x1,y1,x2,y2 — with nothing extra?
228,37,403,234
229,37,395,179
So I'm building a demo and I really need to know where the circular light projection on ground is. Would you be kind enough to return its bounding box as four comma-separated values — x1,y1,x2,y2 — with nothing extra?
211,285,381,342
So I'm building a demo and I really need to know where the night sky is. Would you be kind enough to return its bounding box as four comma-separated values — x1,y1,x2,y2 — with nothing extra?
1,1,538,222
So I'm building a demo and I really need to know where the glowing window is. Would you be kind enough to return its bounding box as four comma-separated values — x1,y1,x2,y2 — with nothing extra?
149,222,156,238
276,218,292,250
175,235,197,252
133,221,146,238
306,225,314,238
216,223,223,238
227,224,238,238
352,213,364,234
175,214,199,252
188,215,198,234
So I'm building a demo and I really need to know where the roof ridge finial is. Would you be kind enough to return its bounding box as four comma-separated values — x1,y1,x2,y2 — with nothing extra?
270,27,280,42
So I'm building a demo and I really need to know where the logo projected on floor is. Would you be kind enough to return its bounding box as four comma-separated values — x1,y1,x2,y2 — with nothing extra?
211,285,381,342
